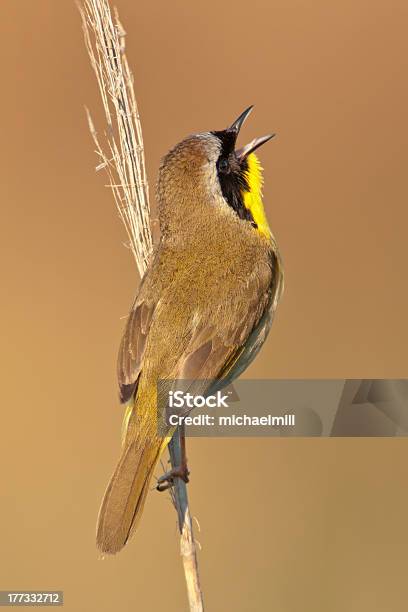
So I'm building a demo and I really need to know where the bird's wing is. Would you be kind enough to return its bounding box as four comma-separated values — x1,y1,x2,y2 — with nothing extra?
172,250,282,388
210,248,284,390
118,248,283,403
117,299,156,403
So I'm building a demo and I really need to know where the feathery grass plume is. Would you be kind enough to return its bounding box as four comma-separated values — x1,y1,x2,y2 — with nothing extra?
79,0,152,276
79,1,204,609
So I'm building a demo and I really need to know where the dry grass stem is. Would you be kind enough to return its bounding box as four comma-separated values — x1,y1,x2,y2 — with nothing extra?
79,0,152,277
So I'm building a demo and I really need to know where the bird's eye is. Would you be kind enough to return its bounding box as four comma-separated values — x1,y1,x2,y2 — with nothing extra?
218,158,229,173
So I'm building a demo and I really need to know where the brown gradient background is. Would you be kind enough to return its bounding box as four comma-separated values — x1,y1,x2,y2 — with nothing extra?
1,1,407,610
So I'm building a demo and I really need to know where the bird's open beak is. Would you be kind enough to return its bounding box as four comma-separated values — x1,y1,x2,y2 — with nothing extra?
228,106,275,160
235,134,275,160
229,105,254,134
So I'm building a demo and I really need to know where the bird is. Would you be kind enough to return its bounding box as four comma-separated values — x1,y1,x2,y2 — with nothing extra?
96,106,284,554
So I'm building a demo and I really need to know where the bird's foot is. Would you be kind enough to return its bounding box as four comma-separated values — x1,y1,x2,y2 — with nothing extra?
156,464,190,492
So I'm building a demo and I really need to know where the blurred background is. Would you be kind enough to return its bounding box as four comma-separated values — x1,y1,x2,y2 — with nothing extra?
0,1,407,610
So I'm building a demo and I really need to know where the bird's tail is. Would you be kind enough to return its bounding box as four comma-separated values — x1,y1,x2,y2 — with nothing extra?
96,406,169,554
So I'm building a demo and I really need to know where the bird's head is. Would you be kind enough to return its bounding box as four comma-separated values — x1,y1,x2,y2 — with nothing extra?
157,106,274,239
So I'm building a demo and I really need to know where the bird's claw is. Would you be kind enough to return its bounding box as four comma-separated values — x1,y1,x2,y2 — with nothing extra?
156,465,190,492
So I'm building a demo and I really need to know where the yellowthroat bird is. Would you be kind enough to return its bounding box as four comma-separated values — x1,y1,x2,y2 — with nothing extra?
96,106,284,554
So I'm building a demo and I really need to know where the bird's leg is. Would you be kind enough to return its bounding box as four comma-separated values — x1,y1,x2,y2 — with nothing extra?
157,424,189,492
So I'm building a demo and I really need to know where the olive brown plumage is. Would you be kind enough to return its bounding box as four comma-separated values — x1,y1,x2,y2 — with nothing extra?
96,107,283,554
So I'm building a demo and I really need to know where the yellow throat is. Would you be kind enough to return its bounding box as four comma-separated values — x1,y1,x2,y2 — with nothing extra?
242,153,271,239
